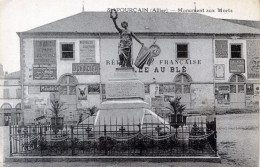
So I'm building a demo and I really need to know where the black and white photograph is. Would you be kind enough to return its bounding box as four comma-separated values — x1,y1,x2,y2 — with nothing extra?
0,0,259,167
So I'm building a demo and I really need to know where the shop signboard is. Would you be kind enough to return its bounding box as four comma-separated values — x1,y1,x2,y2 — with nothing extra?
72,63,100,75
229,59,245,73
34,40,56,64
79,40,96,63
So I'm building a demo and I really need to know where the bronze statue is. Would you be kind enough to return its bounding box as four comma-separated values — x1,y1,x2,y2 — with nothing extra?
110,9,143,67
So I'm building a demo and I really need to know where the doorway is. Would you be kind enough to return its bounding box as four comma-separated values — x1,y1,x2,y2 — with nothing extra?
229,74,246,108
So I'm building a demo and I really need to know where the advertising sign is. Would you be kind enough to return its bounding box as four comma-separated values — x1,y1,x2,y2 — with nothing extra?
40,85,59,92
79,40,96,63
34,40,56,64
246,40,260,79
229,59,245,73
215,84,230,105
72,63,100,75
88,84,100,94
214,64,225,79
145,84,150,93
33,65,57,80
159,84,175,94
77,85,88,100
215,40,228,58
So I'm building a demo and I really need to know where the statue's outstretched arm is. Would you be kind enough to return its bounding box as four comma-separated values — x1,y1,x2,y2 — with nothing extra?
112,19,122,33
131,32,143,45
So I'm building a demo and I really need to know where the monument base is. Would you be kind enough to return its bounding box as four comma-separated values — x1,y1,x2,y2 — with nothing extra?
92,67,168,130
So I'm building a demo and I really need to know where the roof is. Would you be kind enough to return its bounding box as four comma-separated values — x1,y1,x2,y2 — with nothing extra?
223,19,260,29
3,71,20,79
23,12,260,35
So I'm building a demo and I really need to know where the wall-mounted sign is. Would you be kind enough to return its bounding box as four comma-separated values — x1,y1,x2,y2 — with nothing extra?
77,85,87,100
88,84,100,94
246,40,260,79
215,84,230,105
80,40,96,63
215,40,228,58
33,66,57,80
34,40,56,64
229,59,245,73
246,83,254,95
159,84,175,94
101,84,106,94
40,85,59,92
72,63,100,75
214,64,225,80
145,84,150,93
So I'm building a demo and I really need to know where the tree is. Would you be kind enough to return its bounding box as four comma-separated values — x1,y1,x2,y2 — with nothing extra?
88,106,98,116
49,95,67,135
49,95,67,118
166,97,186,135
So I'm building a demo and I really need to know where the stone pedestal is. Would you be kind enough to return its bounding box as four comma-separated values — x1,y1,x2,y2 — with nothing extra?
94,67,168,131
95,68,149,130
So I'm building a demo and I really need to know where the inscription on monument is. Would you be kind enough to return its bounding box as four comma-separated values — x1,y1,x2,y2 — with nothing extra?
106,82,144,99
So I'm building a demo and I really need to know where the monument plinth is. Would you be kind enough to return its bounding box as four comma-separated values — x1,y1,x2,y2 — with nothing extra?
95,68,149,129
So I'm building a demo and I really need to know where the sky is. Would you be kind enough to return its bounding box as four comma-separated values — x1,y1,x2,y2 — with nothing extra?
0,0,259,73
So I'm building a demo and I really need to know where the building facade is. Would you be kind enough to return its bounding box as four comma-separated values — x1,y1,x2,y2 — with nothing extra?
17,12,260,124
0,70,22,126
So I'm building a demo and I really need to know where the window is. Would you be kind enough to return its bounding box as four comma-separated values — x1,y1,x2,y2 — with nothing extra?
61,43,74,59
3,89,9,98
177,44,188,59
175,74,191,94
59,75,77,95
231,44,241,58
229,74,245,94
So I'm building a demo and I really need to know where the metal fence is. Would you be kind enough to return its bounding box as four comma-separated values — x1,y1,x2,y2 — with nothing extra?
9,118,217,156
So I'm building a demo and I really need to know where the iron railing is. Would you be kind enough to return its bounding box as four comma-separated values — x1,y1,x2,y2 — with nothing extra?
9,117,217,156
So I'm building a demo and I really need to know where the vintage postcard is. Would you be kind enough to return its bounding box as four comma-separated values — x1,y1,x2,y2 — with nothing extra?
0,0,259,167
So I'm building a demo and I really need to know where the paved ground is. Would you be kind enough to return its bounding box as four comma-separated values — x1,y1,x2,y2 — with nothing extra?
2,161,237,167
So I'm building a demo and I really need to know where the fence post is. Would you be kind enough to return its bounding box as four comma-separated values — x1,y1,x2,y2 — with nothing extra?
9,125,12,156
40,126,42,155
71,125,74,156
104,124,107,155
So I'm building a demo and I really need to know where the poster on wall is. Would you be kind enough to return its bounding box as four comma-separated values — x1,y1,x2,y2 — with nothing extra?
214,64,225,79
77,85,88,100
145,84,150,93
215,84,230,105
215,40,228,58
40,85,59,92
229,59,245,73
246,40,260,79
34,40,56,64
72,63,100,75
79,40,96,63
88,84,100,94
101,84,106,101
159,84,175,95
33,65,57,80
